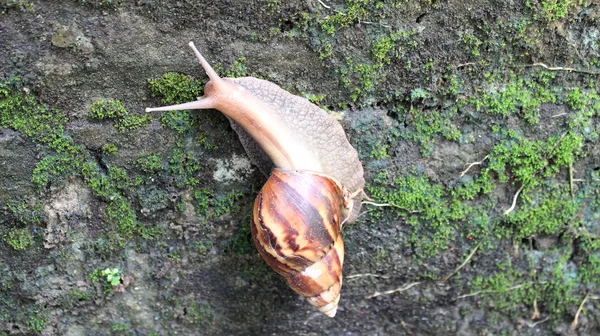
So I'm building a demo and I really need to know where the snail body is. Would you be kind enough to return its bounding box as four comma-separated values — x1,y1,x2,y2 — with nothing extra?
146,42,364,317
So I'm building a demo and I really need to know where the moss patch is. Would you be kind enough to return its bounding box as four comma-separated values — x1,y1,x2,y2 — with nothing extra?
2,227,33,250
89,99,151,132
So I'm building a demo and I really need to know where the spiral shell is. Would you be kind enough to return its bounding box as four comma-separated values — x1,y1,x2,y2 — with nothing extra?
250,168,348,317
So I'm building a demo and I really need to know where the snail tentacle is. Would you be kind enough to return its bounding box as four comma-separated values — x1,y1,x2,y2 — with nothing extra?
145,42,322,172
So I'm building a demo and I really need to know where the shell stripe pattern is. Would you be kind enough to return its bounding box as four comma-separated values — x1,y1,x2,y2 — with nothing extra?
251,169,345,303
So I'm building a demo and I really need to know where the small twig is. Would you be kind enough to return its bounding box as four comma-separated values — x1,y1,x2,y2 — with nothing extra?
459,155,489,177
441,243,481,283
401,321,416,336
317,0,331,9
457,62,476,68
361,191,375,202
571,292,591,329
347,273,390,280
551,112,568,118
504,184,525,216
455,283,525,300
547,132,568,158
354,210,370,220
525,62,600,75
365,282,422,299
522,317,550,328
531,297,540,320
362,201,420,213
569,164,574,200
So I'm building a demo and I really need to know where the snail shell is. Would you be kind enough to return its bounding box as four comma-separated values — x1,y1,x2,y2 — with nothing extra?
250,168,349,317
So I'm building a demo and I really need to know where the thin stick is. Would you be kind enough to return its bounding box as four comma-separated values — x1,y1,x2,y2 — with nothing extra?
524,317,550,328
551,113,568,118
571,292,590,329
547,132,568,158
455,283,525,300
317,0,331,9
531,297,540,320
504,185,524,216
569,164,574,200
460,155,489,177
457,62,476,68
365,282,422,299
525,62,600,76
441,243,481,283
361,191,375,202
401,321,415,336
354,210,370,221
347,273,390,280
362,201,420,213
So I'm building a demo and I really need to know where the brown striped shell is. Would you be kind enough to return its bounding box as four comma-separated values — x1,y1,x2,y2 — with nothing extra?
250,168,349,317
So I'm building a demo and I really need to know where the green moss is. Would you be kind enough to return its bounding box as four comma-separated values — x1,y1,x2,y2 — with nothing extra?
197,132,218,150
148,72,204,105
303,92,326,105
367,171,459,257
566,87,586,110
483,132,582,190
371,28,419,67
580,253,600,286
222,57,248,78
191,240,213,255
88,268,103,282
227,224,254,255
0,77,81,154
408,106,461,155
28,314,45,334
470,268,535,313
467,248,584,320
526,0,572,21
193,188,243,223
1,0,34,12
69,289,92,301
169,147,200,187
339,28,420,101
507,186,580,238
102,143,118,154
89,99,151,132
111,321,130,332
393,89,461,155
137,154,163,174
311,0,404,37
4,201,43,225
32,153,82,187
369,141,391,159
461,30,483,57
80,161,139,240
160,110,195,134
186,302,212,323
105,196,137,238
470,72,557,124
3,227,33,250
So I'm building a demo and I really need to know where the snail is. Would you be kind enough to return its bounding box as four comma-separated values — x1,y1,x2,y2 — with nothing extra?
146,42,364,317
